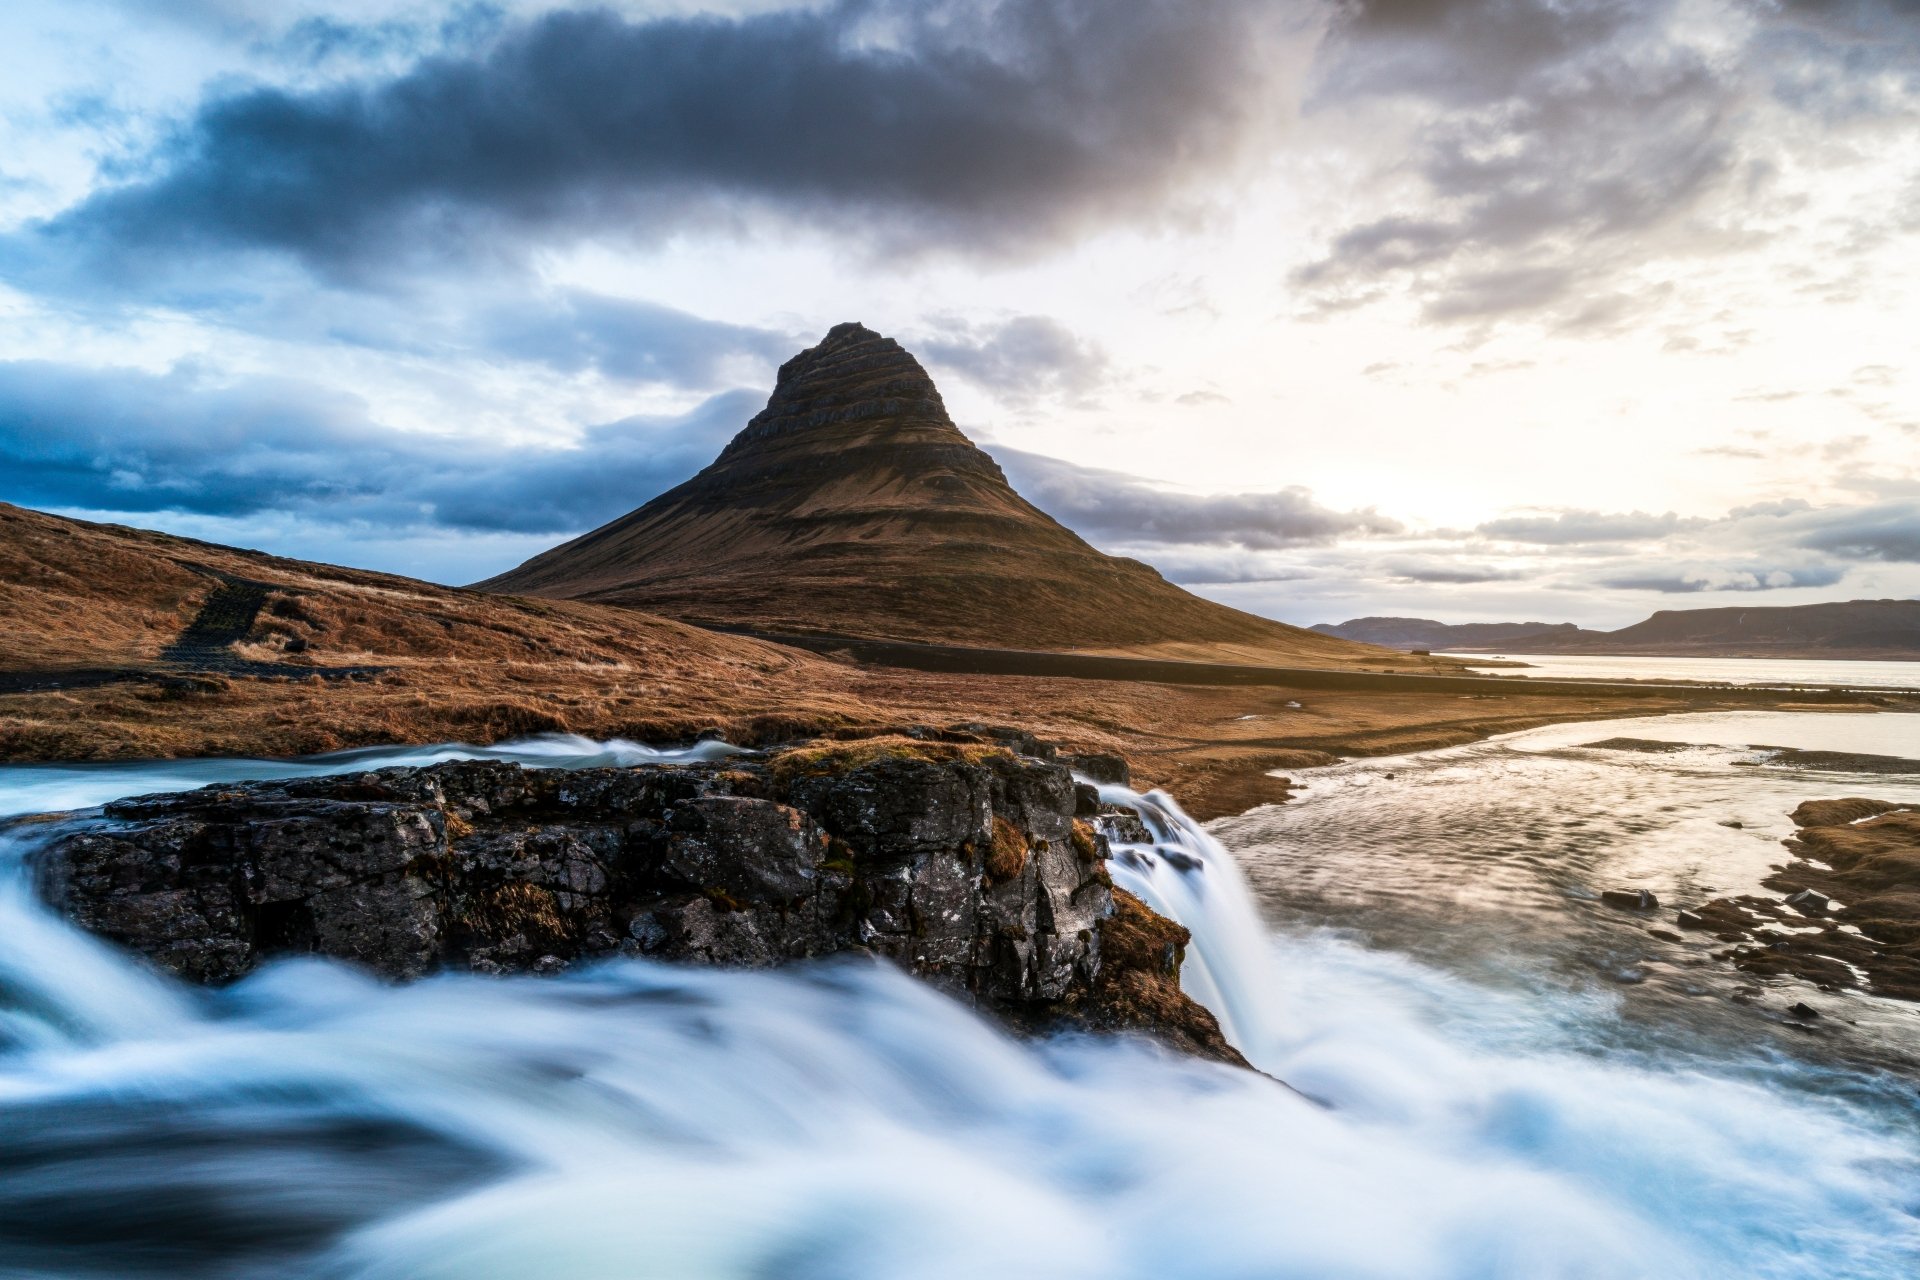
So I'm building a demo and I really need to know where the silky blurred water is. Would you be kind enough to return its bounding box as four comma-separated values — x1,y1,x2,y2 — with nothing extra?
1,728,1918,1279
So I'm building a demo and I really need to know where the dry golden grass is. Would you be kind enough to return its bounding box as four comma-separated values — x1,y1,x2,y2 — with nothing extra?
3,501,1835,818
986,815,1029,883
767,735,1011,786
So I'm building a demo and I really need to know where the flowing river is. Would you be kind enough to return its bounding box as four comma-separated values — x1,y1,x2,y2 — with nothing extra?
3,720,1919,1278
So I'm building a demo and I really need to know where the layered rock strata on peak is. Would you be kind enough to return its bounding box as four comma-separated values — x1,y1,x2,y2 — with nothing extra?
30,735,1245,1066
479,323,1385,665
719,321,955,456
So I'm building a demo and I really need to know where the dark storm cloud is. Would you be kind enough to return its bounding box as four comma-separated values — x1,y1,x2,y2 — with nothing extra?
992,447,1403,551
1293,0,1867,325
1794,502,1920,562
1420,267,1578,322
1141,549,1321,585
474,292,794,386
17,0,1288,288
1756,0,1920,117
919,316,1110,404
98,282,795,393
1476,508,1707,544
0,360,753,535
1382,557,1522,584
1597,563,1847,592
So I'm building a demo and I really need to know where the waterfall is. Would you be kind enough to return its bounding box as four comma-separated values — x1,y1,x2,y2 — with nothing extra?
1,737,1917,1278
1088,781,1282,1060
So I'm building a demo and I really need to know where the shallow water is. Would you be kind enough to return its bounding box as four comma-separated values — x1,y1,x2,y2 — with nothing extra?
1219,710,1920,1070
1442,651,1920,689
2,728,1918,1278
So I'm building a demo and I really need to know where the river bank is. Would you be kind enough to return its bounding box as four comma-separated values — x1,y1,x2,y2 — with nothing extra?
0,659,1794,820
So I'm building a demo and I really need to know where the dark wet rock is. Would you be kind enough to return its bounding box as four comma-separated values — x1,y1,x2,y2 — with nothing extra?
1648,927,1684,943
1676,908,1709,930
29,735,1240,1065
660,797,823,904
1783,888,1829,916
1096,806,1153,846
784,754,992,864
1039,888,1247,1069
1789,797,1912,829
1063,752,1130,786
1584,737,1691,754
1789,1001,1821,1019
1073,782,1102,817
1761,749,1920,778
1686,798,1920,1002
1599,889,1660,910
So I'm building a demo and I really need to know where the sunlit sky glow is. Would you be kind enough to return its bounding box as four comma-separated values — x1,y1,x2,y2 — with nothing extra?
3,0,1918,627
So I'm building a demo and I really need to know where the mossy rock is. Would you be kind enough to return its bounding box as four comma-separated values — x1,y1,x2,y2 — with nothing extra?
768,735,1010,787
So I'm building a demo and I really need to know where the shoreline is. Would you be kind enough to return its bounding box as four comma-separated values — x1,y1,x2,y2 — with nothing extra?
5,657,1896,822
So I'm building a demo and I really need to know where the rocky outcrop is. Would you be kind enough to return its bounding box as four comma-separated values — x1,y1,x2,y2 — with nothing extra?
32,734,1244,1065
1678,798,1920,1002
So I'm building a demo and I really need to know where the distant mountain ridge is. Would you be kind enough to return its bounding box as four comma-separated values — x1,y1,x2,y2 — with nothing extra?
1311,617,1578,651
1526,599,1920,660
1317,600,1920,660
482,323,1420,669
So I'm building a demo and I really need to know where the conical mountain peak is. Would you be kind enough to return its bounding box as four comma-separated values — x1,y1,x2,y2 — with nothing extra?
482,327,1372,665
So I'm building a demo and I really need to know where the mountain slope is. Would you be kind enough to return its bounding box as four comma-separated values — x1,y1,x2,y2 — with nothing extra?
0,499,857,754
482,323,1411,668
1312,617,1581,651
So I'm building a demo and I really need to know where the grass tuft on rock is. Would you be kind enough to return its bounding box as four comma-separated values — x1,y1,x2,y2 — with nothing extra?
1070,819,1100,864
986,815,1028,883
769,734,1010,787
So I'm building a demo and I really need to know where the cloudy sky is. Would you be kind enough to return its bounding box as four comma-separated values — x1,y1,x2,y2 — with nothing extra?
3,0,1918,628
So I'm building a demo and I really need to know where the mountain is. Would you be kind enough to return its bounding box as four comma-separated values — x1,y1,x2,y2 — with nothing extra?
482,323,1409,668
1319,600,1920,660
1516,599,1920,660
1312,617,1580,652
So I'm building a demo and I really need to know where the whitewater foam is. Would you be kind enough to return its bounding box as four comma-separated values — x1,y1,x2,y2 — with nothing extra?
0,736,1914,1278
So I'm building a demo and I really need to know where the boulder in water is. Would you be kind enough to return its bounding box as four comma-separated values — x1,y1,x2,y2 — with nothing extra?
1783,888,1829,916
1600,888,1660,911
1096,807,1154,846
32,734,1244,1066
1064,753,1130,786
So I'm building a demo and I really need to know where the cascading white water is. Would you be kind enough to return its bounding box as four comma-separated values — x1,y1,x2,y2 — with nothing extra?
1090,781,1282,1058
1,735,1918,1278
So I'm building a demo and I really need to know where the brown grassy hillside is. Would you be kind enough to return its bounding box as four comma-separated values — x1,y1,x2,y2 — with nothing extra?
0,502,1757,816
